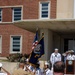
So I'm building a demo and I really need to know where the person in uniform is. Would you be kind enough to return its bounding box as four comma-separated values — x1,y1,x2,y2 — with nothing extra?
12,62,34,75
24,58,35,73
71,50,75,60
43,62,51,75
66,50,75,60
62,51,68,63
50,48,61,69
35,61,42,75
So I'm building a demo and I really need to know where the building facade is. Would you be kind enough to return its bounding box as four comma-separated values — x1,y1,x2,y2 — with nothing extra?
0,0,75,60
0,0,36,57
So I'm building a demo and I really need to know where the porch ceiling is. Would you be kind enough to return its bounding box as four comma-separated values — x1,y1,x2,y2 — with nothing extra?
14,19,75,33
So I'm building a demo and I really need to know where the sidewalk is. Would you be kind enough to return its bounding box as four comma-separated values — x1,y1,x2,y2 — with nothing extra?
0,57,7,60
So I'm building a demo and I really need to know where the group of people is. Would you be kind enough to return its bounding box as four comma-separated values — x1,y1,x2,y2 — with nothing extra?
0,60,65,75
12,59,65,75
50,48,75,65
12,48,66,75
1,48,73,75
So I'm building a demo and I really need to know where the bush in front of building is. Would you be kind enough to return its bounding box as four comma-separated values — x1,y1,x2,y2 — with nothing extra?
7,53,30,62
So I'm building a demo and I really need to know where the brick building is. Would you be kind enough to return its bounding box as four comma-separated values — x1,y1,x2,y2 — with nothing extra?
0,0,56,57
0,0,75,60
0,0,36,57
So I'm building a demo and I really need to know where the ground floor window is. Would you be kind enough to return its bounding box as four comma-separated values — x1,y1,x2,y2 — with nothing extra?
10,36,22,53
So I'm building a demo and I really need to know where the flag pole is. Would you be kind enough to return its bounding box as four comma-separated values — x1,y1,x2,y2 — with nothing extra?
36,27,38,31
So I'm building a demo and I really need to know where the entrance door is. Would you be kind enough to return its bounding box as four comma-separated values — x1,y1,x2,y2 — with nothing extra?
64,39,75,52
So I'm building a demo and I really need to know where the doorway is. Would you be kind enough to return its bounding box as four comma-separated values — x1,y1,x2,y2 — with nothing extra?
64,39,75,53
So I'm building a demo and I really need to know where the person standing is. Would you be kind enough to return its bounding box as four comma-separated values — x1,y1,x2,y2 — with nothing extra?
66,50,75,60
12,62,34,75
35,61,42,75
43,62,51,75
50,48,61,69
24,58,35,73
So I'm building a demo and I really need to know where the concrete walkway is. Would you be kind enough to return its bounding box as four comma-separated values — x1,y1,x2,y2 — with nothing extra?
1,62,18,74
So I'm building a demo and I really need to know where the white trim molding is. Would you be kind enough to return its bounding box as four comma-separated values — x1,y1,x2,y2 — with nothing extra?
0,5,23,8
0,36,2,53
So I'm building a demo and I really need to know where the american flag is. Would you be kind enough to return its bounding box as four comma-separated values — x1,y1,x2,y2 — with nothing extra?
29,32,44,64
32,31,38,50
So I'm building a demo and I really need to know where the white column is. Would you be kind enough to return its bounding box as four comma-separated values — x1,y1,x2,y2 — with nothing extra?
74,0,75,18
40,29,53,61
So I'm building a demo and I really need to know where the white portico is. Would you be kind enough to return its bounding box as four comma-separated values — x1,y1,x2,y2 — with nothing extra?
14,19,75,60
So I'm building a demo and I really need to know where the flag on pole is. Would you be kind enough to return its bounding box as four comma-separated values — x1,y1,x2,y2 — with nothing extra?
29,33,44,64
32,31,38,50
37,34,44,57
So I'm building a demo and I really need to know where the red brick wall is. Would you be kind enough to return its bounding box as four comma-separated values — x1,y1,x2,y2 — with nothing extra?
50,0,57,18
0,0,56,22
0,25,35,57
2,8,12,22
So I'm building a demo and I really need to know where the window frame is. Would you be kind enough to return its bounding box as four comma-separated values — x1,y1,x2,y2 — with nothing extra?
10,35,22,53
0,36,2,53
0,9,2,22
39,1,50,19
12,7,22,22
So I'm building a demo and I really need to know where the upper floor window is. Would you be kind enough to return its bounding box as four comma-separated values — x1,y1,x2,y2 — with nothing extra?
0,9,2,22
10,36,22,53
13,7,22,22
40,2,50,19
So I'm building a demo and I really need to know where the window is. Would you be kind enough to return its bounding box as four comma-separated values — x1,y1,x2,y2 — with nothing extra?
10,36,22,53
0,9,2,22
40,2,50,19
13,7,22,21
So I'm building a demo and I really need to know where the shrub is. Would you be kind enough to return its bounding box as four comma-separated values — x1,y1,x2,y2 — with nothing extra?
7,53,30,62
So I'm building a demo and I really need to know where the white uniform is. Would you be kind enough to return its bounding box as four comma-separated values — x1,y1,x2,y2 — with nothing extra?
24,65,35,72
35,68,42,75
67,54,75,60
50,53,61,66
0,73,7,75
45,69,51,75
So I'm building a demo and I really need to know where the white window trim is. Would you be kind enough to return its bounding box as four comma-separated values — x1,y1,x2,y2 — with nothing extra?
12,6,23,22
0,5,23,8
10,35,22,54
0,36,2,53
39,1,50,19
